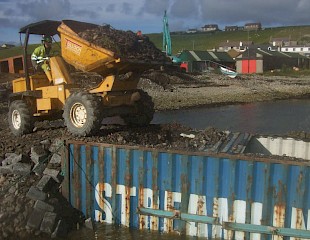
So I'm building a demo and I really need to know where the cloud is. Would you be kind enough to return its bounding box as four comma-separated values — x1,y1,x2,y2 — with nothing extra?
18,0,71,21
139,0,169,16
122,2,133,15
170,0,201,19
198,0,310,27
106,3,116,13
72,9,99,19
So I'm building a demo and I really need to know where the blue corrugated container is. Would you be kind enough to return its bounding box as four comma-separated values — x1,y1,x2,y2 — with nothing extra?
61,140,310,239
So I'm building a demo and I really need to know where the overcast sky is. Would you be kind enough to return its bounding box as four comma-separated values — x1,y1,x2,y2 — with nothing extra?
1,0,310,44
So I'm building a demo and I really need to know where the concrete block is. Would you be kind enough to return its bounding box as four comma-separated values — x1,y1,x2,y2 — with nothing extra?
26,186,47,201
27,208,45,230
43,168,61,183
40,212,57,235
32,162,47,176
51,220,68,238
40,139,51,149
34,200,54,212
31,146,48,164
49,153,62,165
36,175,55,192
0,165,13,174
12,162,31,176
49,139,64,153
2,153,23,166
84,218,94,230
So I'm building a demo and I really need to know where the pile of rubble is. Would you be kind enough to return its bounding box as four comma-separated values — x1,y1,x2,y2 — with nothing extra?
0,139,84,239
77,23,168,62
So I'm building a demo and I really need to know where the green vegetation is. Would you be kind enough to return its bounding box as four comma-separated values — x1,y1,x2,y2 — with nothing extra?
148,25,310,54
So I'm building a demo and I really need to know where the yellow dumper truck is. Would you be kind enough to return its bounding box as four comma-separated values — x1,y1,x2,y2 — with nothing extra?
9,20,166,136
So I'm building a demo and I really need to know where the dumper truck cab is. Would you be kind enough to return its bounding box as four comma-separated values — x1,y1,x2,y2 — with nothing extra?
9,20,159,137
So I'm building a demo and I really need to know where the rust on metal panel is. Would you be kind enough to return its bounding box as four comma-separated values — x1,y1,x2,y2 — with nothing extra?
111,147,117,190
139,186,146,229
277,180,286,205
151,151,159,231
165,191,173,232
61,142,70,200
296,208,304,230
67,140,310,167
73,144,81,210
274,204,286,228
138,151,145,230
86,145,92,218
297,172,304,195
97,182,106,211
125,185,130,227
213,198,219,219
197,196,205,216
98,146,104,191
111,146,117,222
125,150,131,227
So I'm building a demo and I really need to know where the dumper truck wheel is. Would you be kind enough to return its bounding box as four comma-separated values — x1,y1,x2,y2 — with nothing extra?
121,90,154,126
8,100,34,136
63,92,102,136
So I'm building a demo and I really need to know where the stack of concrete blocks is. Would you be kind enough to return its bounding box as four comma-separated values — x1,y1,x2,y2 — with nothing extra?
0,153,32,176
25,141,67,238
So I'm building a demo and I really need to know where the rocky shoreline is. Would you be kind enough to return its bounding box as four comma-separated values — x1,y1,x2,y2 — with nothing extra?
139,72,310,111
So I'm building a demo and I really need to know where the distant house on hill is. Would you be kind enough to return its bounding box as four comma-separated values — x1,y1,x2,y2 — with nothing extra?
218,40,254,52
225,26,238,32
186,28,198,34
201,24,219,32
270,37,297,47
281,45,310,56
0,43,15,49
244,22,262,31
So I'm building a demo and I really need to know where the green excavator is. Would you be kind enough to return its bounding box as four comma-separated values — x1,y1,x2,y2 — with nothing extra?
162,11,181,64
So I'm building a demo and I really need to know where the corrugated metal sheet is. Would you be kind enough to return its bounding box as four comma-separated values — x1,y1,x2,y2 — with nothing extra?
245,136,310,160
205,132,253,154
62,141,310,239
178,50,234,63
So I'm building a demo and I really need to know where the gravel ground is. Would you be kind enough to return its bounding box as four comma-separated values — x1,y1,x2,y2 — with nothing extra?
139,72,310,111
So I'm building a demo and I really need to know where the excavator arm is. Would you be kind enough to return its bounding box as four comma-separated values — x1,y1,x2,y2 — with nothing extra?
163,10,172,56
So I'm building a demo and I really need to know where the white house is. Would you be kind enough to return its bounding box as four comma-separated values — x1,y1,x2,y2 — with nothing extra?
281,45,310,56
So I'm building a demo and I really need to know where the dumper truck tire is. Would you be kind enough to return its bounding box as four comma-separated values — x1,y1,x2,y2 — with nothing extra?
121,90,154,126
63,92,102,136
8,100,34,136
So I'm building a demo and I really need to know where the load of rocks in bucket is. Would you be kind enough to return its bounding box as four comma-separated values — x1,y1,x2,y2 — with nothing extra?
0,139,85,239
77,24,168,62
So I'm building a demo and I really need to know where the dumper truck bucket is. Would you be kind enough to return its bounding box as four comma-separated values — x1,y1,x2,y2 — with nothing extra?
58,20,169,76
58,20,119,74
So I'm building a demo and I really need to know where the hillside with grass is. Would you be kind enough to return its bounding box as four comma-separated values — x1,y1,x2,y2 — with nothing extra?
1,25,310,60
148,25,310,54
